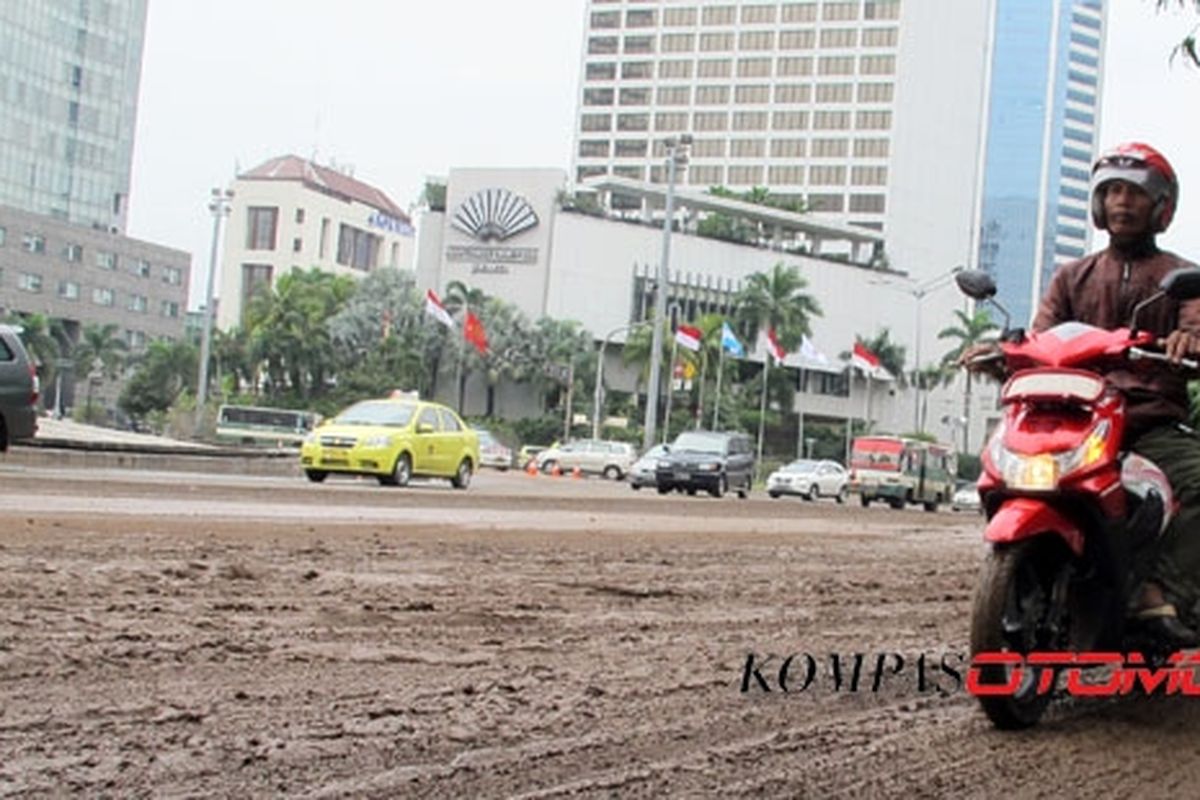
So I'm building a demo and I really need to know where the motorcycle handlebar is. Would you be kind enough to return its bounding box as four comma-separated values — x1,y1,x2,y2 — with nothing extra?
1128,346,1200,372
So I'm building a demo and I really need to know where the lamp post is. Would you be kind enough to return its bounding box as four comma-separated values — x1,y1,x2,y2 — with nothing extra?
593,321,651,440
642,134,691,451
196,187,234,434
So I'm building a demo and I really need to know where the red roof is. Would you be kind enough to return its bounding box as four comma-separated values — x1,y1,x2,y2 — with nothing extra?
239,155,409,223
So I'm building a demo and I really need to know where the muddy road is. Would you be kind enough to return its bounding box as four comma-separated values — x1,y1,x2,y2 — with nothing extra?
1,463,1198,798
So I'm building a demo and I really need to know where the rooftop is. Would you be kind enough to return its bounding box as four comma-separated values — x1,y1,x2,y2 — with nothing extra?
240,155,409,222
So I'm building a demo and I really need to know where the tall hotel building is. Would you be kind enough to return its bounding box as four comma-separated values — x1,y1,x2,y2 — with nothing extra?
975,0,1106,326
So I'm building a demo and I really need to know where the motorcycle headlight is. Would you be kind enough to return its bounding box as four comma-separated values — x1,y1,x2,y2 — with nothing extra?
989,419,1110,491
363,434,393,448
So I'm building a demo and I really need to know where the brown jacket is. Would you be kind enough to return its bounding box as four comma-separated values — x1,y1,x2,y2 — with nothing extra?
1032,247,1200,439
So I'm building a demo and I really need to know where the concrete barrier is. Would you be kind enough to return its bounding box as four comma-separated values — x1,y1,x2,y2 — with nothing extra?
5,442,299,477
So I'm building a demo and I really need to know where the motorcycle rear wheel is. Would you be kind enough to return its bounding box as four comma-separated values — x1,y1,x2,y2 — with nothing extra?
970,537,1072,730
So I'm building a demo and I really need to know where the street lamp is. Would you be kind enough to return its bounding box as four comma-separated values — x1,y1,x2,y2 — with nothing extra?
593,321,651,440
642,134,691,451
196,187,234,434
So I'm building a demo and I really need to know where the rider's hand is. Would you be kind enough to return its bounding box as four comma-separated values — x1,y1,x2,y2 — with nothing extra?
958,342,1004,378
1160,329,1200,365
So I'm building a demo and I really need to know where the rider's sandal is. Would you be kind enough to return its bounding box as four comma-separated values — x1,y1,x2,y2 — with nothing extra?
1128,603,1200,649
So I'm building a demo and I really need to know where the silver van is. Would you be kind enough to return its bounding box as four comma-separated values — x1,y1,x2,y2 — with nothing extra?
0,325,39,450
535,439,637,479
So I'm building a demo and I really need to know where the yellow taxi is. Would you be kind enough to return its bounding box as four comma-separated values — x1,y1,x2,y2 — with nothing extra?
300,396,480,489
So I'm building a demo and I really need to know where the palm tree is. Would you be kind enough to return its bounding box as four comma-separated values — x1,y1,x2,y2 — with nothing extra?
441,281,490,410
938,308,999,452
75,322,128,419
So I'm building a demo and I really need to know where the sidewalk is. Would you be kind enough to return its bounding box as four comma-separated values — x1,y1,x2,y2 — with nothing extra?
33,417,214,451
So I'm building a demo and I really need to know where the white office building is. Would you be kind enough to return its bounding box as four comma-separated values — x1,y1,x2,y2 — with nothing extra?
216,155,416,330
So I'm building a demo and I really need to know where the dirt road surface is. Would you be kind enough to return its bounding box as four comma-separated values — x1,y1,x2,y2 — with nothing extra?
1,462,1199,798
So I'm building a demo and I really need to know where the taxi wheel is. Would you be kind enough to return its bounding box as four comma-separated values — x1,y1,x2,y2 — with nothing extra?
305,470,328,483
451,458,472,490
387,453,412,488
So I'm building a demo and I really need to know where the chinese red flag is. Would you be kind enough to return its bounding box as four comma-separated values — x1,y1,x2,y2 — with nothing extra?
464,311,489,354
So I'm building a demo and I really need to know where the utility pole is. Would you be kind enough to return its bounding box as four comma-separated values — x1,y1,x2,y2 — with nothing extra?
196,187,234,435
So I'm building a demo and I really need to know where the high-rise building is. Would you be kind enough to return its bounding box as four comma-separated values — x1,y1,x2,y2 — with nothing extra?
0,0,148,233
975,0,1106,327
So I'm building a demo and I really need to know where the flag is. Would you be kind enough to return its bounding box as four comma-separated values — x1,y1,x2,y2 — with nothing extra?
766,327,787,363
424,289,454,328
674,324,702,352
799,335,830,366
851,341,887,378
720,321,745,357
464,311,489,354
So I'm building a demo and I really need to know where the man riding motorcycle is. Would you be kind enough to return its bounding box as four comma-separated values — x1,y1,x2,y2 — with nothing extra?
965,142,1200,648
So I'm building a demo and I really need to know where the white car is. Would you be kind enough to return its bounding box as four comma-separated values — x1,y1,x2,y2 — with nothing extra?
628,444,669,489
767,459,849,502
474,428,513,471
952,481,982,512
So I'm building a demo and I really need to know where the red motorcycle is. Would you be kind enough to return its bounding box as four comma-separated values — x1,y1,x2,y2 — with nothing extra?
956,267,1200,729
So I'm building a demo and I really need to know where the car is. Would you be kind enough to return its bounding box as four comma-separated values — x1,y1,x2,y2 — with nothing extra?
299,396,479,488
474,427,513,470
628,443,669,489
518,444,547,470
535,438,637,479
655,430,754,498
0,325,39,452
952,480,982,512
767,459,849,502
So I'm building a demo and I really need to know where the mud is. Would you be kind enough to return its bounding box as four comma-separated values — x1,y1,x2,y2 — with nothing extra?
1,466,1198,797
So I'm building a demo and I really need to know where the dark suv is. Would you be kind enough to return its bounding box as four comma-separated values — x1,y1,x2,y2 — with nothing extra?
654,430,754,498
0,325,39,451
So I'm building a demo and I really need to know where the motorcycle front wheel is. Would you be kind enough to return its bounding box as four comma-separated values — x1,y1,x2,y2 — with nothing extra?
969,537,1072,730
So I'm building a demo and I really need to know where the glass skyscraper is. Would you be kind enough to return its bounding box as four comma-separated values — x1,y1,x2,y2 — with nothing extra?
976,0,1105,327
0,0,148,233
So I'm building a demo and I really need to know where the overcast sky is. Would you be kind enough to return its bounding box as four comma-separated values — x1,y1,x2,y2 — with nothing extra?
125,1,1200,309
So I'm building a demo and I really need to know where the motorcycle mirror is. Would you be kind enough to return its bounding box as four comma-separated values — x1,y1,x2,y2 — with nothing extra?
1160,268,1200,301
954,270,997,301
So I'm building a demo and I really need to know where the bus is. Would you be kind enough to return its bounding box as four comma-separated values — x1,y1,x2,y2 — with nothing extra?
849,435,956,512
215,404,320,447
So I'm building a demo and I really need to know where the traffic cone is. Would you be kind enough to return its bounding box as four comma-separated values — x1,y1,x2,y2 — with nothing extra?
571,466,582,479
551,464,562,477
525,460,538,476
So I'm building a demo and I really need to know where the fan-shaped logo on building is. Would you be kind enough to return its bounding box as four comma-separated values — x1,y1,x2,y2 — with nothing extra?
452,188,539,242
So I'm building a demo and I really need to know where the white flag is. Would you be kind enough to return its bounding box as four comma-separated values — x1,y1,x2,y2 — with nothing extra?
424,289,454,328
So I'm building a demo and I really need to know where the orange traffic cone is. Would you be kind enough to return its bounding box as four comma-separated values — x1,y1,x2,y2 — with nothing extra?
551,464,562,477
525,460,538,476
571,466,582,479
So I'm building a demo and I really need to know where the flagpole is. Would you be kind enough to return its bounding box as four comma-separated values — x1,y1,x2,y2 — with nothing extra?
454,301,467,414
845,366,854,464
663,335,679,444
695,345,707,430
713,344,724,430
756,353,769,467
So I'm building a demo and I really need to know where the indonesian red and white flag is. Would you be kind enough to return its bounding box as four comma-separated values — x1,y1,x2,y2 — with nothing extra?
851,341,885,377
674,324,702,352
424,289,454,328
766,327,787,363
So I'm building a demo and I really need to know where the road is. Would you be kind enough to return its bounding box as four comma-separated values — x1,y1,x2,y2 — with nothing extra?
1,463,1198,797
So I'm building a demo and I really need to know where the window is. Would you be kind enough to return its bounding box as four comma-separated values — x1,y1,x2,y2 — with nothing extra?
823,2,859,21
617,113,649,131
127,294,148,312
815,83,853,103
770,138,807,157
584,88,615,106
655,112,689,131
295,208,305,224
697,58,731,77
732,111,767,130
19,273,43,292
613,165,645,180
693,111,729,131
742,4,777,23
626,9,656,27
588,36,619,55
737,57,772,77
852,165,888,185
781,3,818,22
336,224,381,271
863,1,901,20
688,165,725,185
417,406,441,431
95,251,117,270
810,165,846,185
23,233,46,254
437,408,463,432
768,165,805,183
691,139,727,157
777,56,813,76
728,165,764,185
849,194,886,213
780,30,815,49
855,110,892,129
808,193,845,211
292,237,302,253
857,82,894,103
700,32,734,51
854,137,890,157
246,206,278,250
58,280,79,300
695,85,730,104
63,243,83,262
578,166,607,182
622,61,653,79
319,218,331,259
664,7,697,26
161,299,180,318
619,87,651,105
818,55,855,75
774,83,811,103
860,53,897,75
0,227,5,246
624,35,654,54
162,266,183,285
92,287,114,306
587,62,617,80
702,5,736,25
820,28,858,48
738,31,775,51
126,330,146,349
772,110,809,130
661,33,695,52
730,139,765,157
810,138,848,157
658,59,693,78
614,139,648,157
131,258,151,277
582,113,612,131
657,86,691,105
862,27,898,47
591,10,620,28
812,110,850,129
735,85,770,103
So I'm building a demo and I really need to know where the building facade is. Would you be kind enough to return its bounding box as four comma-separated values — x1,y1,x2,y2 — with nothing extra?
216,155,417,330
975,0,1106,327
0,0,148,233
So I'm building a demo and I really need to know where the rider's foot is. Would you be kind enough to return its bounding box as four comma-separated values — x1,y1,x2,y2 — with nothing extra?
1128,604,1200,650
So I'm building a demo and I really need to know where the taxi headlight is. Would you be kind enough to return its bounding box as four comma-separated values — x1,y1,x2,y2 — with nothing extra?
989,419,1110,491
363,434,393,448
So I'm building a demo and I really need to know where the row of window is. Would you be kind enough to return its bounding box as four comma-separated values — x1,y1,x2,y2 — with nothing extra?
585,54,894,84
0,225,184,284
578,108,892,133
0,269,180,316
581,135,889,159
589,1,900,27
582,81,893,106
580,159,883,186
591,27,897,51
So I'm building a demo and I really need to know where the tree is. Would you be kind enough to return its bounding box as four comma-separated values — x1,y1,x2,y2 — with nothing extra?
938,308,1000,452
119,338,197,419
734,262,822,351
1158,0,1200,65
74,322,128,419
